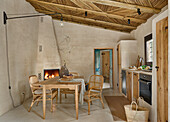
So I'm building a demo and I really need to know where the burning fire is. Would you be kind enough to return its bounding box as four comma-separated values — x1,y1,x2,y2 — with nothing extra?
44,69,59,80
45,73,56,80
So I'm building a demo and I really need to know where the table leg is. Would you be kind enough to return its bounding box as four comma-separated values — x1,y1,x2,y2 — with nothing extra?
75,85,78,120
43,85,46,119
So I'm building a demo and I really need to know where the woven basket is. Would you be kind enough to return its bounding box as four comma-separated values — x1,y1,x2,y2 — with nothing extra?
124,101,149,122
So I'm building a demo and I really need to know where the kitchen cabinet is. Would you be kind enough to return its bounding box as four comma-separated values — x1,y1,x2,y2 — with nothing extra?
133,72,139,101
122,69,152,103
126,71,132,102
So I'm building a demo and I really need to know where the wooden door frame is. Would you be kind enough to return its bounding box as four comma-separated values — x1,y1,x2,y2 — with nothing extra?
93,48,114,89
117,44,121,92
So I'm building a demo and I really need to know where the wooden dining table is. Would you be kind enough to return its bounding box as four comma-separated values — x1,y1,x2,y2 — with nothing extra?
37,77,81,120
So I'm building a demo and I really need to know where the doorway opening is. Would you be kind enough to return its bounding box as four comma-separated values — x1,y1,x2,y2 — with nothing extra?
94,48,114,89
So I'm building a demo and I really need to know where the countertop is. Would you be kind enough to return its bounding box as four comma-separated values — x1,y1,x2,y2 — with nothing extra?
122,68,152,75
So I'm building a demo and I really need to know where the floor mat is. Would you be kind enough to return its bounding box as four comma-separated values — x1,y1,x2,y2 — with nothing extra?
104,96,130,121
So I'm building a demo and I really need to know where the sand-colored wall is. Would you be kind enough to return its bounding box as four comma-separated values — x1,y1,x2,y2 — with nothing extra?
51,19,132,88
35,16,133,90
0,0,39,116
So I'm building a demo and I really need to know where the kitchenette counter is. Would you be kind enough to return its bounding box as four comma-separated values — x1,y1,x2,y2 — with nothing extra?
121,67,152,104
122,68,152,75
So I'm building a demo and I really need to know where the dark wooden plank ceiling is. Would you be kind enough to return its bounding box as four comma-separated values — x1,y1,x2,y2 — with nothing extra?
26,0,168,33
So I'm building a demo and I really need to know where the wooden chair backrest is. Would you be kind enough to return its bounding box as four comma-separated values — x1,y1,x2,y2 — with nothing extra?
29,75,39,90
88,75,104,91
69,72,79,76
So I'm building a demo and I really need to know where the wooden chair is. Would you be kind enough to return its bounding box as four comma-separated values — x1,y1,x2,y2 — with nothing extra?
28,75,58,112
60,72,81,103
84,75,104,115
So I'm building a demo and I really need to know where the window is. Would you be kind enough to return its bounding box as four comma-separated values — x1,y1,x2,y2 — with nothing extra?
146,39,153,62
144,33,153,66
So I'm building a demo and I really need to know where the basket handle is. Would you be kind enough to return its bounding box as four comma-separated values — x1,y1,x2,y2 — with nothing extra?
131,101,138,111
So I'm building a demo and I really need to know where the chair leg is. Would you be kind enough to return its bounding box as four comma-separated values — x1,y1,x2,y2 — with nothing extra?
35,96,42,106
51,96,53,112
56,92,58,104
89,96,92,105
100,96,104,109
28,100,35,112
88,100,90,115
36,101,40,106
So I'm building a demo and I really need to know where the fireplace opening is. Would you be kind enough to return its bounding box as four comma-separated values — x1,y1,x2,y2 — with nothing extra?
44,69,60,80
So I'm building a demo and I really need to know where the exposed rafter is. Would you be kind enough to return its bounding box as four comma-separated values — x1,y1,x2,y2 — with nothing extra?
26,0,146,24
26,0,167,33
54,15,132,33
36,9,136,32
69,0,95,10
81,0,161,14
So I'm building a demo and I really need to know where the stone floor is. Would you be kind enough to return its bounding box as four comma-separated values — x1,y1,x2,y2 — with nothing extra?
0,88,124,122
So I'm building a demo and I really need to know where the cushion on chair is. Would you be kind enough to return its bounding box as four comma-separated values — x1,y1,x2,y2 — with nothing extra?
34,89,51,94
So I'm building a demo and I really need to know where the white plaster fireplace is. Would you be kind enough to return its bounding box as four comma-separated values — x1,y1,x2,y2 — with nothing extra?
36,16,61,81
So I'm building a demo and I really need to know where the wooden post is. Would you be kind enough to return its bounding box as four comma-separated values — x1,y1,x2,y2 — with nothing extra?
43,85,46,119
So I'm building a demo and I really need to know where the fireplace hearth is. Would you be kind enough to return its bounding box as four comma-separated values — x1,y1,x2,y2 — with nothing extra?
44,69,60,80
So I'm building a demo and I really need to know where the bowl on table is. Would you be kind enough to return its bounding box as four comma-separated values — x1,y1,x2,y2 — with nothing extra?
61,75,73,81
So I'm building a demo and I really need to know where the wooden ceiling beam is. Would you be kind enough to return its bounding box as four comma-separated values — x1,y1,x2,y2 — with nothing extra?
36,9,131,32
35,9,136,31
81,0,161,14
26,0,146,24
53,16,131,33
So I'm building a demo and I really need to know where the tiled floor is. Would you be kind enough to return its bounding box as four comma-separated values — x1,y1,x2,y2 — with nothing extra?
0,88,123,122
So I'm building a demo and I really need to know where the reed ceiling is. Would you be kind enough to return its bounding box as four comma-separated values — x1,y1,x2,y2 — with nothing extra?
26,0,167,33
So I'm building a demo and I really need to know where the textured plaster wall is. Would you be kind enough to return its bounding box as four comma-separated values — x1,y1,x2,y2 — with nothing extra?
52,20,132,87
36,16,61,80
0,0,39,116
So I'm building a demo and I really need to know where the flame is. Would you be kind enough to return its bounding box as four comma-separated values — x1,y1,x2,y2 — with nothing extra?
44,70,59,80
44,72,59,79
45,72,49,80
